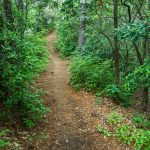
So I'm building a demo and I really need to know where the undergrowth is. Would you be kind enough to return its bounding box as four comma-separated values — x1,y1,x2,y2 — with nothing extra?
0,129,11,148
0,30,49,126
55,18,78,57
69,54,134,107
69,55,114,92
97,111,150,150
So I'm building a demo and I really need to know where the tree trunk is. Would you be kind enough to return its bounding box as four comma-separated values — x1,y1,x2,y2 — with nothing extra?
125,44,129,71
133,42,149,111
133,43,144,65
0,13,3,50
15,0,25,36
148,0,150,9
0,14,3,35
0,10,4,102
143,87,149,111
78,1,87,50
3,0,14,31
113,0,120,84
15,0,28,37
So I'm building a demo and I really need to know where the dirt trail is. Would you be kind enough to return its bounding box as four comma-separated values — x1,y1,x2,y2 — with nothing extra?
35,31,129,150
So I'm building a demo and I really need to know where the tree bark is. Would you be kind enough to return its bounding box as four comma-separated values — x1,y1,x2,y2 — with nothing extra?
125,43,129,71
0,13,3,35
15,0,25,35
133,41,149,112
3,0,14,31
0,16,3,51
0,9,4,102
113,0,120,84
133,43,144,65
78,1,87,50
148,0,150,9
15,0,29,37
143,87,149,111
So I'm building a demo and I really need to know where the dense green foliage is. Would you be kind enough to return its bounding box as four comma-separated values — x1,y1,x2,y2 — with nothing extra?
124,64,150,92
0,0,149,149
0,0,54,125
0,32,48,121
55,19,78,57
55,0,150,110
0,129,11,148
69,56,114,91
98,112,150,150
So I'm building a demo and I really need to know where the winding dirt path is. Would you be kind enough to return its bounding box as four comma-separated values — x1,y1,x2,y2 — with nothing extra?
34,31,129,150
35,31,105,150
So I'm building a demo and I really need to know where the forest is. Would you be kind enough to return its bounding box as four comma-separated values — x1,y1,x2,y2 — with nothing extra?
0,0,150,149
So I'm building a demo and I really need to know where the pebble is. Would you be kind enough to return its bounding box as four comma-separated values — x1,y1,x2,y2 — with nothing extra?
65,139,69,143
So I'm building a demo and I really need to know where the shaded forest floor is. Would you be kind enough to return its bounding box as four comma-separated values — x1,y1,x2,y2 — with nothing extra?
1,31,135,150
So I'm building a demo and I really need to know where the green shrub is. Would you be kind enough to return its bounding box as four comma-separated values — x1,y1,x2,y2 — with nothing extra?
98,123,150,150
97,125,112,138
115,125,134,145
115,125,150,150
23,119,35,128
102,64,149,107
104,84,121,99
95,97,102,106
0,129,11,148
83,27,112,60
124,63,150,92
103,84,132,107
69,55,114,92
132,113,150,128
132,130,150,150
107,111,124,125
55,18,78,57
0,140,10,148
0,30,49,124
0,129,11,137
